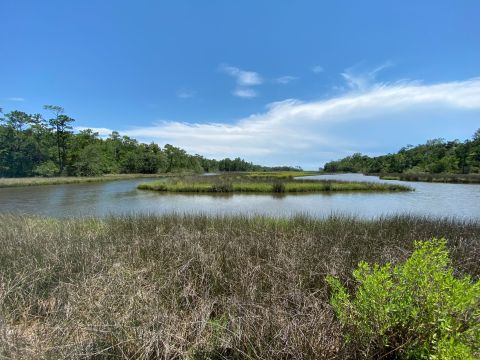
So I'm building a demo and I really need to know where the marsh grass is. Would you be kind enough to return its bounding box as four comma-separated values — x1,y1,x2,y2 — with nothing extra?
138,173,412,194
0,214,478,359
243,171,319,178
378,173,480,184
0,173,170,188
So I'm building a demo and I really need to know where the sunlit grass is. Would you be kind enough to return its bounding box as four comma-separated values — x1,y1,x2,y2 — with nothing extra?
138,175,413,193
0,213,478,358
244,170,319,178
0,173,167,188
283,181,410,192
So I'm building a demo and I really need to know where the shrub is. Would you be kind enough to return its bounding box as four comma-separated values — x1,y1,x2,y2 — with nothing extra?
33,161,59,177
327,238,480,359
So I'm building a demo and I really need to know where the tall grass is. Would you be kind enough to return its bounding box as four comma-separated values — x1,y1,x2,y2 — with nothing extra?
378,173,480,184
139,177,412,193
244,171,319,178
0,214,478,359
0,173,167,188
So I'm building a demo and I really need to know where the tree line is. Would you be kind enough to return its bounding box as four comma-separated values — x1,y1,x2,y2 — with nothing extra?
323,130,480,174
0,106,297,177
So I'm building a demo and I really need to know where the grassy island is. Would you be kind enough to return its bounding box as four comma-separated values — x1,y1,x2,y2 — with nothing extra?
138,172,412,193
0,214,478,358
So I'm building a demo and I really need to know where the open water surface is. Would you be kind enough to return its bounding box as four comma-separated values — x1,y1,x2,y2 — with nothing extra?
0,174,479,219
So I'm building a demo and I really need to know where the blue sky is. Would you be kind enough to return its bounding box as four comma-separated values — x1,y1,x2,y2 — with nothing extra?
1,0,480,169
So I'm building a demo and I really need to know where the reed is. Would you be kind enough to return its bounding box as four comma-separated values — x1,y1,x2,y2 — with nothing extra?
378,172,480,184
0,173,168,188
139,176,413,194
0,214,478,359
243,170,319,178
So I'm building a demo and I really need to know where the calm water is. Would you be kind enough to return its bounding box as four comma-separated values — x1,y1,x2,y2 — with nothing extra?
0,174,479,219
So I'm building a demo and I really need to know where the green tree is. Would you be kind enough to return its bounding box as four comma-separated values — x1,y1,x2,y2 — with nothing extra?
44,105,74,173
0,111,46,176
473,128,480,142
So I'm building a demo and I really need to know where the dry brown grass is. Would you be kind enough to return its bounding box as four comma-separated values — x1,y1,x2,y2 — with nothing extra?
0,214,478,359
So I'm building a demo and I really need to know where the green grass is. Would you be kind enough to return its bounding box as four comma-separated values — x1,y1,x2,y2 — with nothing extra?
138,173,413,194
283,181,410,192
0,214,478,359
379,175,401,180
243,170,320,178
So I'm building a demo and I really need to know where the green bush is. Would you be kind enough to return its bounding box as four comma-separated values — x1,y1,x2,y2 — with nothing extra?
33,161,59,177
327,238,480,359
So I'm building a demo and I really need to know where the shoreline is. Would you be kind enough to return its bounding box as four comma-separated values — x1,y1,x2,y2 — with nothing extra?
0,173,198,188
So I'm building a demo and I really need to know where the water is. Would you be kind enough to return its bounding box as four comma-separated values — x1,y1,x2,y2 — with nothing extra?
0,174,479,219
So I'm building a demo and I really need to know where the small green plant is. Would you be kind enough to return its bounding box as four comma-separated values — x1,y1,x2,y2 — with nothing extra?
327,238,480,359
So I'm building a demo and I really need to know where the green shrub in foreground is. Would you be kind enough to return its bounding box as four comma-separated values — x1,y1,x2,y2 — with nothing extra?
327,238,480,359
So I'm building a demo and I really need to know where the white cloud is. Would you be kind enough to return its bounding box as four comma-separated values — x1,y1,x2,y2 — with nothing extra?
220,64,263,99
5,97,25,102
79,77,480,168
176,88,196,98
219,64,263,86
275,75,298,84
232,88,257,98
312,65,324,74
341,61,393,91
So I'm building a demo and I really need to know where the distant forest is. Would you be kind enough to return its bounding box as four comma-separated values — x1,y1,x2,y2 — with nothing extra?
324,129,480,174
0,106,299,177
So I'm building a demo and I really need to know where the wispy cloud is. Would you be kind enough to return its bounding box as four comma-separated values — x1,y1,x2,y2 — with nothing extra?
83,77,480,168
232,88,257,98
341,61,393,91
312,65,324,74
275,75,298,84
219,64,262,86
5,97,25,102
176,88,196,99
220,64,262,98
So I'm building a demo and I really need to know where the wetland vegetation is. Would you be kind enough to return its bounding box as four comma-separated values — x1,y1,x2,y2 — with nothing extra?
0,173,167,188
378,172,480,184
1,214,478,359
138,173,412,194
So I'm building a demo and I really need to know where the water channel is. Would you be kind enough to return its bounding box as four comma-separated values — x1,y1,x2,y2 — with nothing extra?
0,174,479,219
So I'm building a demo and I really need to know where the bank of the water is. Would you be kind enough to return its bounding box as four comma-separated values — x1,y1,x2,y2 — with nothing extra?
0,173,199,188
377,172,480,184
1,213,478,358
